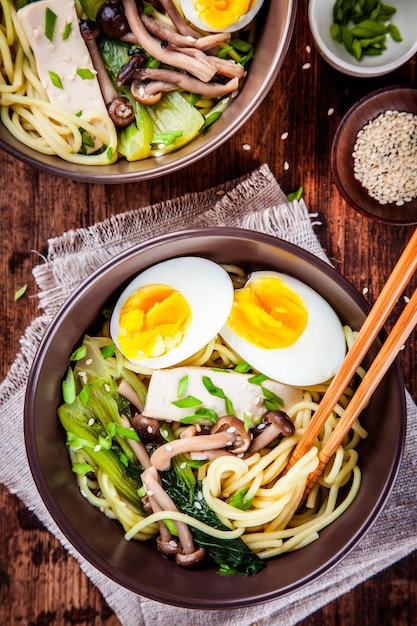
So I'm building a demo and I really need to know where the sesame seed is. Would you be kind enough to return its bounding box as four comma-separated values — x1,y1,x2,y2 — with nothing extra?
327,107,334,116
302,62,311,70
352,110,417,206
284,161,290,170
146,490,153,497
166,445,172,452
94,445,101,452
281,131,289,140
147,425,153,433
242,143,251,151
194,501,202,510
306,45,311,54
85,358,93,365
362,287,369,295
88,418,95,426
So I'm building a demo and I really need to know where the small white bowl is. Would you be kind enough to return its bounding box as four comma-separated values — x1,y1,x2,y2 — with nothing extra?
308,0,417,77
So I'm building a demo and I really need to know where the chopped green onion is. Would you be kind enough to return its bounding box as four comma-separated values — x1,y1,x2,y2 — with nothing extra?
115,424,140,441
177,375,189,398
243,413,250,432
98,435,112,450
101,344,115,359
172,395,203,408
49,71,63,89
79,385,90,407
202,376,235,416
14,284,27,301
200,111,222,133
262,386,284,411
62,22,72,40
106,146,114,162
287,186,303,201
248,373,268,385
229,488,254,510
72,462,94,476
188,92,200,107
45,7,57,42
234,361,252,373
77,68,95,80
62,367,76,404
150,130,183,146
180,407,218,424
70,345,87,361
137,486,146,498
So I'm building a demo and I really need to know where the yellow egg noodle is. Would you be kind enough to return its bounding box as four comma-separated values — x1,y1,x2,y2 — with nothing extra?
0,0,255,164
68,323,367,561
0,0,119,163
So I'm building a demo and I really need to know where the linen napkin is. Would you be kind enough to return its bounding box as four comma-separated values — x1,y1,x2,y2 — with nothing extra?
1,163,416,626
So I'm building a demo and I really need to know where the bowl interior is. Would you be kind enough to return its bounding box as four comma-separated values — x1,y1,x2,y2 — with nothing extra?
0,0,295,183
331,86,417,225
24,229,406,608
308,0,417,77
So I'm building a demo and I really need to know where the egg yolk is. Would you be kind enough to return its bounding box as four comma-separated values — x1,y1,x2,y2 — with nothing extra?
118,284,192,360
228,276,308,349
193,0,253,30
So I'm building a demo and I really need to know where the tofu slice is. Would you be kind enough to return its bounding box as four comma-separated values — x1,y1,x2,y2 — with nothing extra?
18,0,110,139
142,366,304,426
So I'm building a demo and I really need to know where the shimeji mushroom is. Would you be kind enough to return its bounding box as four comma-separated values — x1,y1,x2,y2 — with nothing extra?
122,0,217,82
150,416,251,471
248,410,295,454
79,20,135,127
141,466,206,566
130,69,240,105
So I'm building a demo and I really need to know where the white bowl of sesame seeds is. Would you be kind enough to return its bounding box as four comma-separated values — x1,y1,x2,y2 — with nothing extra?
331,86,417,225
309,0,417,77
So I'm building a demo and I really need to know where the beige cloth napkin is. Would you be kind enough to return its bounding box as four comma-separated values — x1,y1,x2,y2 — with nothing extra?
1,163,416,626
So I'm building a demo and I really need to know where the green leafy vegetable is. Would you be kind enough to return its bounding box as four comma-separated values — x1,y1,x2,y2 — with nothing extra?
160,425,265,576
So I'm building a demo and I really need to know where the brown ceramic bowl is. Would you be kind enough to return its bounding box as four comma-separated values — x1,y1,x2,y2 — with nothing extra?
331,86,417,226
0,1,296,184
24,228,406,608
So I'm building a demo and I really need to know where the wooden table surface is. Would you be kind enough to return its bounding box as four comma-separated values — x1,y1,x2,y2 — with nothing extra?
1,2,416,624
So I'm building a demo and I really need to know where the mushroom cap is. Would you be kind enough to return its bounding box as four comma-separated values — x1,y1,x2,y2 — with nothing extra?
211,415,251,455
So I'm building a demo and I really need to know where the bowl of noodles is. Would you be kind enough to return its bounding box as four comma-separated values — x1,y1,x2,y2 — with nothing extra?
24,228,406,607
0,0,296,183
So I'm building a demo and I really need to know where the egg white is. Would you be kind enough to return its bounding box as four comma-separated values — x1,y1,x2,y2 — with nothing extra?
220,271,347,387
179,0,265,33
110,256,234,369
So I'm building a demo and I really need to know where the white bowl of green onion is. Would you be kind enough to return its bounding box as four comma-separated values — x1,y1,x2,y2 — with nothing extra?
308,0,417,77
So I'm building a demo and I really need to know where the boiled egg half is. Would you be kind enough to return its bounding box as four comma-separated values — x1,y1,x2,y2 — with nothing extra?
220,271,346,386
110,257,234,369
179,0,265,33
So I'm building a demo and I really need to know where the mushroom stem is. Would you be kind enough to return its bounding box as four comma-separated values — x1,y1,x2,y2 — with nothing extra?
142,466,205,565
122,0,216,82
117,379,144,412
119,415,152,468
80,20,135,127
132,69,240,100
248,411,295,454
157,0,202,38
150,429,236,471
150,415,251,470
138,14,231,50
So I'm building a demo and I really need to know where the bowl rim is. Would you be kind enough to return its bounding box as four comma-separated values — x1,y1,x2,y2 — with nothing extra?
308,0,417,77
331,85,417,225
24,227,406,607
0,0,297,184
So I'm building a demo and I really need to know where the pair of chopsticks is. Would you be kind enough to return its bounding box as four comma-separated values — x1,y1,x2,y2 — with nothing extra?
285,227,417,496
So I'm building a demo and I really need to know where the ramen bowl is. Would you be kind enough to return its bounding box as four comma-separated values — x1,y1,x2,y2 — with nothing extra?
24,228,406,608
0,0,296,184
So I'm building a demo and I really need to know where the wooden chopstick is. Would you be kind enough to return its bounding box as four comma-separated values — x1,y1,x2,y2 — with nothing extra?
285,227,417,473
304,285,417,495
